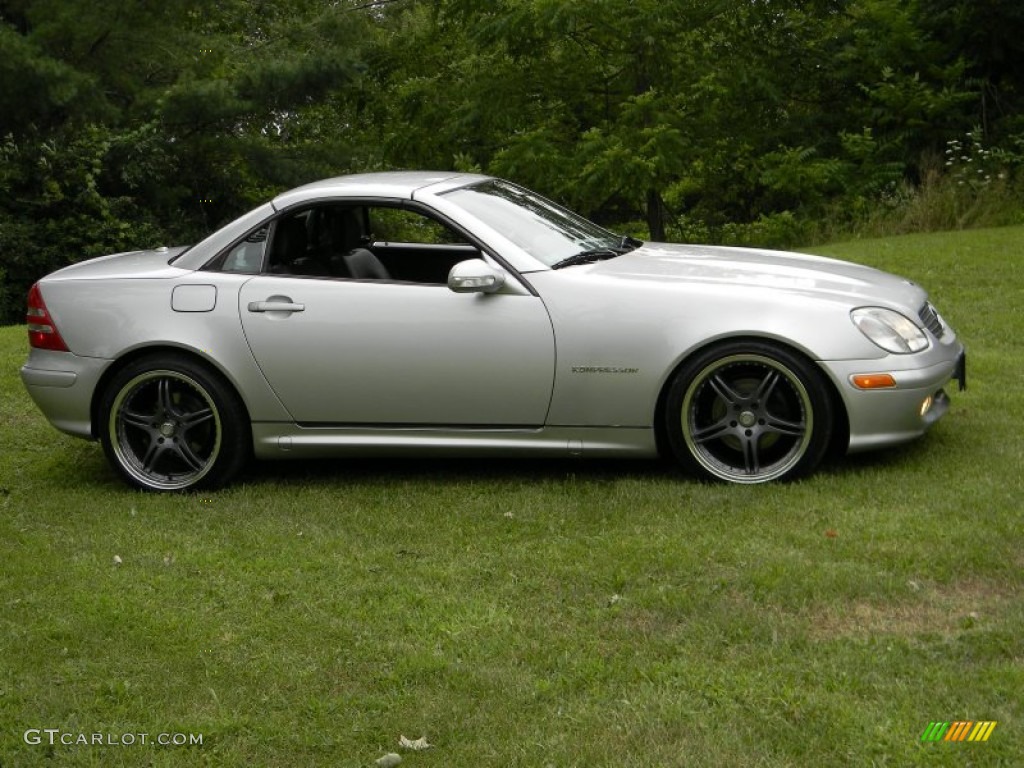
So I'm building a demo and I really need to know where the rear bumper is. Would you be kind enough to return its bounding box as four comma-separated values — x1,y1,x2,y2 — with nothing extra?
20,351,110,439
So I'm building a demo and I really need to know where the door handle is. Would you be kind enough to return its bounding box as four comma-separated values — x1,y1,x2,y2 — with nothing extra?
247,300,305,313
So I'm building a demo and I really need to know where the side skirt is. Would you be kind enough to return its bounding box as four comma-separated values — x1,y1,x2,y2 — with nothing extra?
251,424,658,460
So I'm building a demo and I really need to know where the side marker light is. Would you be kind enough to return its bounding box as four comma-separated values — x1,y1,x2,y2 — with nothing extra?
851,373,897,390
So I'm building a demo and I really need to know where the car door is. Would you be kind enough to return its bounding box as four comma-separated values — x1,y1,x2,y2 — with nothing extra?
238,275,555,426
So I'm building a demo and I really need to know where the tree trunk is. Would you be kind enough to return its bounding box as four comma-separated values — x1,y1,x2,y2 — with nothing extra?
646,188,666,242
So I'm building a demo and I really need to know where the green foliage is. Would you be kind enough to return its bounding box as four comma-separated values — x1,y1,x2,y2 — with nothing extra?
0,128,164,319
718,211,814,250
759,146,846,210
0,21,102,135
0,0,376,321
3,0,1024,319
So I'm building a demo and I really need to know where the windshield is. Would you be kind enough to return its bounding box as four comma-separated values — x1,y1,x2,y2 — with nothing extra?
443,179,622,267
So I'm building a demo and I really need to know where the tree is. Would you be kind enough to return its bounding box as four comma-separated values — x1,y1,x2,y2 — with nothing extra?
0,0,376,321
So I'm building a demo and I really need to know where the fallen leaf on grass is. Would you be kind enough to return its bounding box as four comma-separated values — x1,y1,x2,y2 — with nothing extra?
399,735,431,751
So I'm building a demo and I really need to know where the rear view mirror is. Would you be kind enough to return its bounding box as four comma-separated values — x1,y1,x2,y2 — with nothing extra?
448,259,506,294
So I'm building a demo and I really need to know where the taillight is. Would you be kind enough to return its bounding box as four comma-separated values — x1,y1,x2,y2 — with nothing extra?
26,283,70,351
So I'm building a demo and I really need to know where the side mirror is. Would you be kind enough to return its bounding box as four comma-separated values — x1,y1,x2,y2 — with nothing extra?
448,259,506,294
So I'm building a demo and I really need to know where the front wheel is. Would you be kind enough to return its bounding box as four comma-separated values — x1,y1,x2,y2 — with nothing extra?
665,342,834,483
99,355,250,491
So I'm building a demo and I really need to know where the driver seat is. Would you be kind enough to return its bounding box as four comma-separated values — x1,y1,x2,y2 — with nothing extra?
335,209,391,280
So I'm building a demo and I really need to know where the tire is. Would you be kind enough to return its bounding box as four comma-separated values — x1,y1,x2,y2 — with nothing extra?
665,341,834,484
99,355,250,491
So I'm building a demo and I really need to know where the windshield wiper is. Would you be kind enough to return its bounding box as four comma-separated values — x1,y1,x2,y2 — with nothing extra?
551,235,644,270
551,248,621,270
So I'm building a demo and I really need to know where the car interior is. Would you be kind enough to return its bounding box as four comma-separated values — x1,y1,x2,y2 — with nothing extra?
262,204,482,284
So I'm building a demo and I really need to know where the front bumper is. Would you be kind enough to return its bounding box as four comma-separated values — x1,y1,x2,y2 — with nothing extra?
822,342,966,454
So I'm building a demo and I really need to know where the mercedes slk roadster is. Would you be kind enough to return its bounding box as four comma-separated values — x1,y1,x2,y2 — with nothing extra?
21,172,966,491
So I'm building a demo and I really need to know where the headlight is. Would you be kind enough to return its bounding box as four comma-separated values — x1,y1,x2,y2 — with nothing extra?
851,307,929,354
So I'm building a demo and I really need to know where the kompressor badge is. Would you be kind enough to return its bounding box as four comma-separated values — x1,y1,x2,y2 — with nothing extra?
571,366,639,374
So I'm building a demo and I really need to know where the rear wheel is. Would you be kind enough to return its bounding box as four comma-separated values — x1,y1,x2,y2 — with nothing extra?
665,342,833,483
99,355,250,491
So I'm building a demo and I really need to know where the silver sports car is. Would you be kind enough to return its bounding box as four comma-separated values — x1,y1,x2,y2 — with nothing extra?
21,172,966,490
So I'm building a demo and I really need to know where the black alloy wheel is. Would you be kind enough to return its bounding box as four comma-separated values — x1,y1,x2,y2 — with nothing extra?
100,355,250,491
665,341,834,483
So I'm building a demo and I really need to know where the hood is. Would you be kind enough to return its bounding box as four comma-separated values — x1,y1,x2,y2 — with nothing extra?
46,246,192,281
588,242,927,310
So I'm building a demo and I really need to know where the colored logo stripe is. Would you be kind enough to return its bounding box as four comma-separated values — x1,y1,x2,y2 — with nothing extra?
969,722,998,742
945,722,973,741
921,722,949,741
921,721,997,742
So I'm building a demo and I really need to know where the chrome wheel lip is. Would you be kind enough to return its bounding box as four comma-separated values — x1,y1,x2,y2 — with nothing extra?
681,353,813,484
108,369,222,491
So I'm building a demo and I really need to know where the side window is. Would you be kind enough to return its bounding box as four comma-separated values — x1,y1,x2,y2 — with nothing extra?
266,210,316,275
212,203,481,284
211,226,268,274
369,208,467,246
362,206,479,284
266,206,375,279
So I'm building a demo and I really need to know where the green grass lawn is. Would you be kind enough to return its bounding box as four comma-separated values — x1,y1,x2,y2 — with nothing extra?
1,227,1022,766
